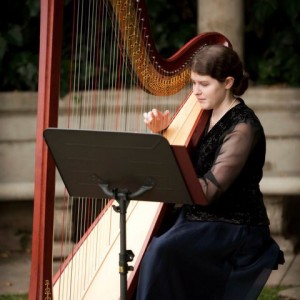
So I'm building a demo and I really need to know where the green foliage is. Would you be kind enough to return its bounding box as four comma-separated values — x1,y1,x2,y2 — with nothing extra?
0,0,40,91
0,295,27,300
0,0,299,92
145,0,197,57
258,286,285,299
244,0,300,86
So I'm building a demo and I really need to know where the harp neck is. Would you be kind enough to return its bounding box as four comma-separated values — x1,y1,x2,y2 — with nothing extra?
109,0,231,96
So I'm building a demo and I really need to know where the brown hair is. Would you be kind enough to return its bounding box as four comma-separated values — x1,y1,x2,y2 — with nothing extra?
191,45,249,96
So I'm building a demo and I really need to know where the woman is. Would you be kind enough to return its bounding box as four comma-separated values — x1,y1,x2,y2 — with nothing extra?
137,45,284,300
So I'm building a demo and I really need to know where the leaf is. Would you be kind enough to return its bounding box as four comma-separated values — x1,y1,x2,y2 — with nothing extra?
7,25,23,47
253,0,278,23
0,34,7,61
26,0,40,17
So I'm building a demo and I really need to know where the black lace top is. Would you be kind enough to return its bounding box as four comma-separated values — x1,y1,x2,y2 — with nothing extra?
185,99,270,226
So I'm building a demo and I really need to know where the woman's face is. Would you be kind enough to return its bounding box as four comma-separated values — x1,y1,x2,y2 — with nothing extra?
191,71,229,110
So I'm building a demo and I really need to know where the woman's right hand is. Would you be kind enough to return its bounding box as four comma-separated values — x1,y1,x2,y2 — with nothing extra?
143,109,170,133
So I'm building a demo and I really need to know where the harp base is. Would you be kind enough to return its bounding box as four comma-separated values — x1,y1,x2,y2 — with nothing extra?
97,179,155,300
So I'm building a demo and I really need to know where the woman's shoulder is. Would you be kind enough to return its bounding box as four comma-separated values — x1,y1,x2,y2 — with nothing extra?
232,98,262,127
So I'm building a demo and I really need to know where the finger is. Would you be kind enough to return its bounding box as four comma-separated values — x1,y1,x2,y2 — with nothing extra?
143,112,148,118
163,110,170,116
151,108,159,117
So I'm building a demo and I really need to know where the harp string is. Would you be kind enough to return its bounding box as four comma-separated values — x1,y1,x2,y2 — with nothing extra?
54,1,94,298
53,0,199,298
53,1,137,297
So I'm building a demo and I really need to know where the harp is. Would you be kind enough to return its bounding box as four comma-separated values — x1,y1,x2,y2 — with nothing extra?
29,0,231,299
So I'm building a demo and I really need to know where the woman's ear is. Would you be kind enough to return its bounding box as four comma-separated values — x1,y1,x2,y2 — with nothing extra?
224,76,235,90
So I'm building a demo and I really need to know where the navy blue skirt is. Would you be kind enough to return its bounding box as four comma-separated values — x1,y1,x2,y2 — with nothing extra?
136,208,284,300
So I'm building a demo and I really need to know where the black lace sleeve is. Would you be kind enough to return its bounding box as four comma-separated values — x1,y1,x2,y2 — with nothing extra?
199,122,257,203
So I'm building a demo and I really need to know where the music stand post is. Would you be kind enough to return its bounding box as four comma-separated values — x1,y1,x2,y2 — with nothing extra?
43,128,194,300
95,177,155,300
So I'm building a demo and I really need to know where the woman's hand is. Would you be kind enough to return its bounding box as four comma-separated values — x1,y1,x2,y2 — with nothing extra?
143,109,170,133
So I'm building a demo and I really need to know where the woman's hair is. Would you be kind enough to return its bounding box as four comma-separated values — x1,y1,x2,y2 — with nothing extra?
191,45,249,96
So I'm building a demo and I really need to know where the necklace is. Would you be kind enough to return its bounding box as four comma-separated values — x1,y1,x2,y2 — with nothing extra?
209,98,237,130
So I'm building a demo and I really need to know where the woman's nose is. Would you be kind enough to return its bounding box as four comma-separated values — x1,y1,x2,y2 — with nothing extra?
193,85,202,95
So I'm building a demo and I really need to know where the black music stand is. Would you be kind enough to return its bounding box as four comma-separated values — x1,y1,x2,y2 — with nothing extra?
43,128,194,300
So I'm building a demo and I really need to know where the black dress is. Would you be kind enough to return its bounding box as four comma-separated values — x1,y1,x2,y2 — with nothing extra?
136,99,284,300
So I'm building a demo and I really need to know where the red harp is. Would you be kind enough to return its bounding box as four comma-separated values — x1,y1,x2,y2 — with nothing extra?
29,0,231,299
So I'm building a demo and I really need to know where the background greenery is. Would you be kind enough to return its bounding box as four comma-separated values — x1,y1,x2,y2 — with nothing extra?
244,0,300,86
0,0,299,92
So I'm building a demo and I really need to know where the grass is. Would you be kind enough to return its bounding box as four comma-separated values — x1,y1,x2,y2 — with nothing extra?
0,287,287,300
0,295,27,300
259,286,286,299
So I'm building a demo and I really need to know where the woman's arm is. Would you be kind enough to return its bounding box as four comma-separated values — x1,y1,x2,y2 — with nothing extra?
200,122,258,203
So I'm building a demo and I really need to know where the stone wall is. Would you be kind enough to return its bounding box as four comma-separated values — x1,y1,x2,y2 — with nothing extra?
0,92,37,251
244,87,300,252
0,87,300,251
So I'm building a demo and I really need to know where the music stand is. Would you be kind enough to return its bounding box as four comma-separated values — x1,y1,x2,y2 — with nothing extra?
43,128,194,300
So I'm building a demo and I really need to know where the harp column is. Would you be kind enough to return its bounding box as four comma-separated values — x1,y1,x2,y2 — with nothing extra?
197,0,244,60
29,0,64,298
